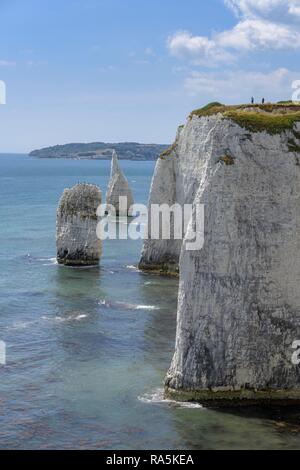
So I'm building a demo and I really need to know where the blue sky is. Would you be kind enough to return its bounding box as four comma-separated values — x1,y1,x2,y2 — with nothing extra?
0,0,299,152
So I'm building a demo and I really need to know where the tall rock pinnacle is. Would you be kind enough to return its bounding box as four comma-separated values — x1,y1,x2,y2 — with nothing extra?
106,150,134,216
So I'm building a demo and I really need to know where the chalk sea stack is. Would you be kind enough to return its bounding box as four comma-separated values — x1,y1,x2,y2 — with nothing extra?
57,183,102,266
106,150,134,216
141,102,300,404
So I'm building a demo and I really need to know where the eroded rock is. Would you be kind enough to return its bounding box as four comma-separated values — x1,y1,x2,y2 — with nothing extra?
106,150,134,216
56,183,102,266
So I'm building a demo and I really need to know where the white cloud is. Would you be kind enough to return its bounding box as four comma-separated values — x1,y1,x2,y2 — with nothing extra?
167,0,300,65
0,60,16,67
225,0,300,19
225,0,300,20
167,31,234,65
26,60,48,67
168,32,215,57
218,18,300,49
289,1,300,16
184,67,297,102
225,0,285,16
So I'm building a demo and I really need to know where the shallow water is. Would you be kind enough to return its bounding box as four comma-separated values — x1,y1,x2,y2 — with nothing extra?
1,153,300,450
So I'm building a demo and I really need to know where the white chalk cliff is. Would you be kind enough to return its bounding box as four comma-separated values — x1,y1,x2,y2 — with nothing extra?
57,183,102,266
106,150,134,216
140,103,300,403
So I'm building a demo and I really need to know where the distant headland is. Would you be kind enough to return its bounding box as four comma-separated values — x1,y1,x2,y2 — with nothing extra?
29,142,169,161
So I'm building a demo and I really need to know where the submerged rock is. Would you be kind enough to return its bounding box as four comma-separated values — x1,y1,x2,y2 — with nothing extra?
106,150,134,216
141,103,300,404
56,183,102,266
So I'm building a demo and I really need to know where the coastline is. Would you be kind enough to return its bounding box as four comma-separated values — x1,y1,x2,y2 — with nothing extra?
165,386,300,407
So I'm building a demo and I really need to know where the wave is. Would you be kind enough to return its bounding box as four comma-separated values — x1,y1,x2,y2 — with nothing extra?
98,299,113,308
115,301,159,311
42,313,88,323
21,254,58,266
6,311,89,330
28,255,99,269
98,299,160,311
132,304,159,311
126,265,140,271
4,320,37,331
42,257,58,266
62,265,99,270
138,388,203,409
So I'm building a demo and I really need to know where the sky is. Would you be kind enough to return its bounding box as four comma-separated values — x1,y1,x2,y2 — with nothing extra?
0,0,299,152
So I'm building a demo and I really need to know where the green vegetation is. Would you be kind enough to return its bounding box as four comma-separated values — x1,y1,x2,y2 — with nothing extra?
138,261,179,277
30,142,169,161
160,141,178,159
191,102,224,117
190,102,300,135
288,139,300,152
225,110,300,135
293,130,300,140
219,155,235,166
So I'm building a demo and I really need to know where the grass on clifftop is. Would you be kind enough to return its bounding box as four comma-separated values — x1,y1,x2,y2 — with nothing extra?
160,141,178,158
190,102,300,135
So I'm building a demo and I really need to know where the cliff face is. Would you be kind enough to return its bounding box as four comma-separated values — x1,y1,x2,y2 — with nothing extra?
140,103,300,403
57,184,102,266
139,125,202,275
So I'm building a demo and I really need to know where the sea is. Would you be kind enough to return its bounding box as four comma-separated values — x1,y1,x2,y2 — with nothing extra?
1,153,300,450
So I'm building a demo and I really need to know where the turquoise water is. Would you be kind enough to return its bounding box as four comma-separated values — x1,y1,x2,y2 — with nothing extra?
1,153,300,450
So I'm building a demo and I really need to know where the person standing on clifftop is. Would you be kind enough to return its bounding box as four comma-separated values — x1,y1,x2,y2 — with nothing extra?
262,98,265,104
251,97,254,104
